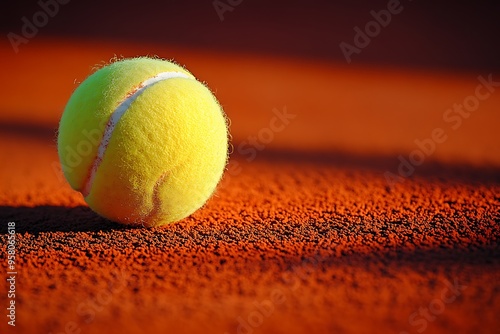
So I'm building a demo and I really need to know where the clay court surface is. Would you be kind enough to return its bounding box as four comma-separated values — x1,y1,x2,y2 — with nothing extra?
0,37,499,334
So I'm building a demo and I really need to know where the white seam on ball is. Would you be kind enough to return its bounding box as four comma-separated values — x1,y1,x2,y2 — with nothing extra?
82,71,192,197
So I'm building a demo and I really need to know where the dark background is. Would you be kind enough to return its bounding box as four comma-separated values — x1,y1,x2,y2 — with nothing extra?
2,0,500,71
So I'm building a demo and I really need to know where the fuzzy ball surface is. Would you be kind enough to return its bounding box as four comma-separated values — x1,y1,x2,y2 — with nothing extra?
58,57,228,227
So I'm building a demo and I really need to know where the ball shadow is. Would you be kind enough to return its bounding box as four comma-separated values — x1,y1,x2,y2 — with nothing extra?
0,205,128,234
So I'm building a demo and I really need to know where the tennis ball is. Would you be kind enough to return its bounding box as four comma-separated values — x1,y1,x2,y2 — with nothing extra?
58,57,228,227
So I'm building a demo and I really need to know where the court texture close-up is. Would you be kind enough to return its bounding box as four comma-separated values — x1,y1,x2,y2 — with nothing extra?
0,1,499,334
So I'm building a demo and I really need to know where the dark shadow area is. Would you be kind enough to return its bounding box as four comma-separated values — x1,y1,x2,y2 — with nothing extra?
248,147,500,186
0,205,128,234
2,121,499,187
0,205,497,263
1,119,499,196
1,0,499,72
278,244,500,275
0,118,58,140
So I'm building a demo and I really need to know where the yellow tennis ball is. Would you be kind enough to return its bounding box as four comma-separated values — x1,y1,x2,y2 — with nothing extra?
58,57,228,227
